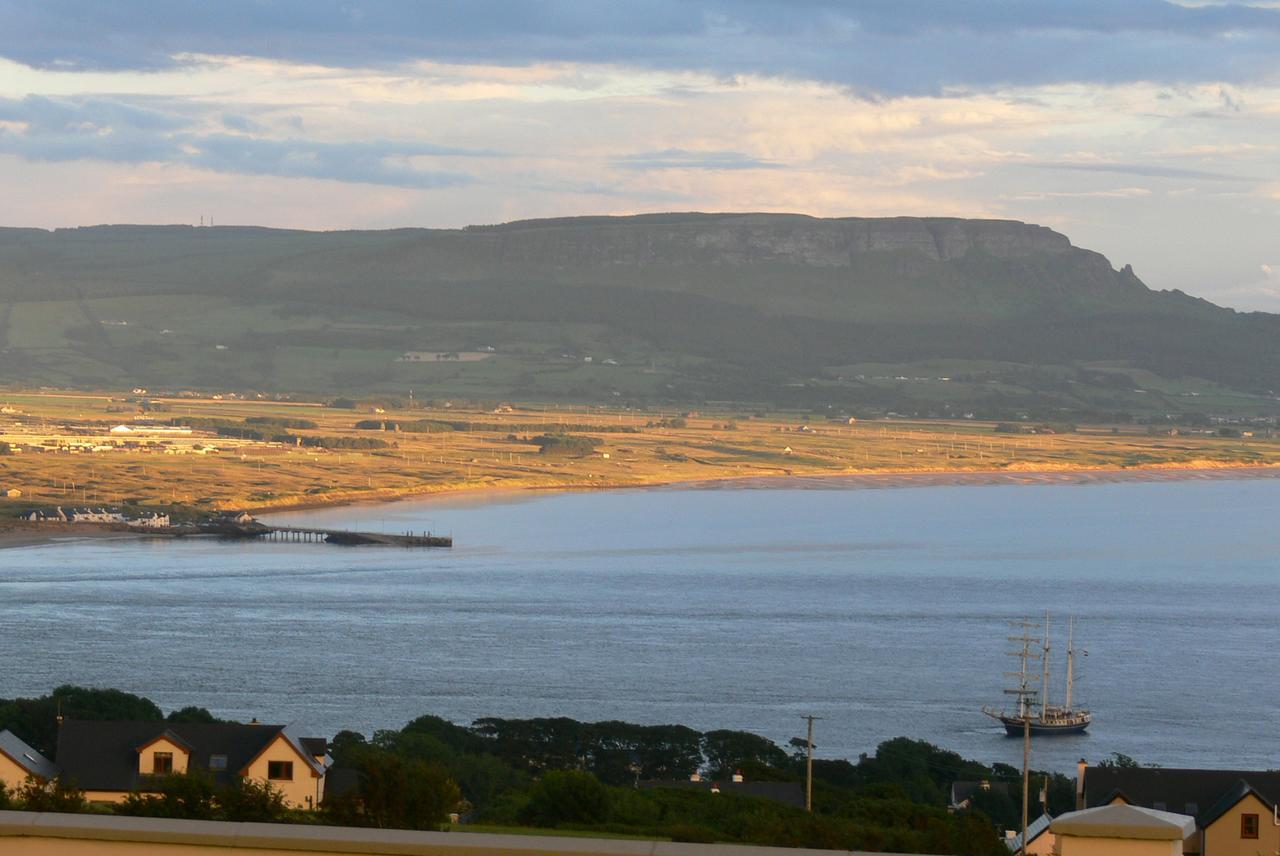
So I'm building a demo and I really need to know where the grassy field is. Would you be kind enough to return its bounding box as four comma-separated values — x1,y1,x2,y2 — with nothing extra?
2,389,1278,521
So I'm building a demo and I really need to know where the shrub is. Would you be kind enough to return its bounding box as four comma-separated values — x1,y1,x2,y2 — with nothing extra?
530,435,598,457
518,770,610,827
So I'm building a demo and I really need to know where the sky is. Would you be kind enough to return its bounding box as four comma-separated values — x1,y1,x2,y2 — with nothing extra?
0,1,1278,309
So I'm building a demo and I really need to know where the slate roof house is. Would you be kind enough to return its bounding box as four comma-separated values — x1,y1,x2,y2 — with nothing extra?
1078,762,1280,856
53,720,329,809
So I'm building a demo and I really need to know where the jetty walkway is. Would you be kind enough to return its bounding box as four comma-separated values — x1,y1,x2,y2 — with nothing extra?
246,525,451,547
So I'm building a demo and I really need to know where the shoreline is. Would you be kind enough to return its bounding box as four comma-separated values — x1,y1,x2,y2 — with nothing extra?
258,460,1280,517
5,461,1280,549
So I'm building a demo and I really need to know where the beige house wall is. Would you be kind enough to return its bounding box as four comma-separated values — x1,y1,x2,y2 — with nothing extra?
1027,832,1056,856
1056,834,1181,856
138,737,190,776
240,734,321,809
1202,794,1280,856
0,752,35,790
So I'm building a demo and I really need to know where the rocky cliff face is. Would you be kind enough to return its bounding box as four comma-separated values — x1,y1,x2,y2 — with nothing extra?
455,213,1075,268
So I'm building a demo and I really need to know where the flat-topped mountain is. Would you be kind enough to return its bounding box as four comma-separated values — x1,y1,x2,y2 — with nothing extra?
0,213,1275,417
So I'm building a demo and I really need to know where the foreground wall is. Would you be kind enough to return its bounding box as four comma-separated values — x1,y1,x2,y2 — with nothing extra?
0,811,910,856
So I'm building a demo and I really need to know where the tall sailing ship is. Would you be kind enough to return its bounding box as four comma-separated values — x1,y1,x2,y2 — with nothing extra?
983,615,1091,736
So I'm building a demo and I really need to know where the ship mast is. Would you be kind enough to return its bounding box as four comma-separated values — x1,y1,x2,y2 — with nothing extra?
1065,616,1075,712
1041,612,1051,718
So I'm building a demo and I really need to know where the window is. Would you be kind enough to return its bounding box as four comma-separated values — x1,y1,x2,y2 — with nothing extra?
267,760,293,781
209,754,228,771
152,752,173,774
1241,814,1259,839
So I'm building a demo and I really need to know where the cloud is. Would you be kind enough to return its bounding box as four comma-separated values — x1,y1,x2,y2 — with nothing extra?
3,1,1280,95
1025,160,1258,182
0,94,478,187
612,148,781,171
1003,187,1153,200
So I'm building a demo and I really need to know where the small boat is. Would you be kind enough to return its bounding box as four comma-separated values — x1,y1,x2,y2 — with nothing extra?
983,614,1091,736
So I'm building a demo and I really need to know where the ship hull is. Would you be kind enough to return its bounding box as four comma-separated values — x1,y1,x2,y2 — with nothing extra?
998,716,1090,736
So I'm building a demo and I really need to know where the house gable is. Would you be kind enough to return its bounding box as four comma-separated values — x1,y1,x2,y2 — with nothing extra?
239,733,324,810
1201,789,1278,856
135,734,190,776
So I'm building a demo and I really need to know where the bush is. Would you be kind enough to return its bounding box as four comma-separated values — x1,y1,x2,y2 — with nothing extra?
530,435,598,457
518,770,610,827
325,752,462,831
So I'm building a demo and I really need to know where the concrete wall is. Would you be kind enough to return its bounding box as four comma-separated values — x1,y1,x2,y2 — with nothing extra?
1202,794,1279,856
0,811,907,856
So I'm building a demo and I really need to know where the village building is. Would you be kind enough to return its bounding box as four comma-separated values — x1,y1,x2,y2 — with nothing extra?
1078,762,1280,856
127,513,171,528
69,508,127,524
52,720,329,809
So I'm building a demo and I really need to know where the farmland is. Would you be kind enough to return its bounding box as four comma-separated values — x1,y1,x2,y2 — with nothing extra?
2,390,1278,521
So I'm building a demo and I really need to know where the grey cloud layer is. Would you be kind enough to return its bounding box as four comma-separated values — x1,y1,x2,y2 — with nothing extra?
2,1,1278,93
0,95,476,187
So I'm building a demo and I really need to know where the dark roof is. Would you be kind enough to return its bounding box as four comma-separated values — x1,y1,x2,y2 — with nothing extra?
0,729,59,780
55,720,320,792
323,766,360,801
299,737,328,758
1083,766,1280,826
1198,780,1275,828
640,779,806,808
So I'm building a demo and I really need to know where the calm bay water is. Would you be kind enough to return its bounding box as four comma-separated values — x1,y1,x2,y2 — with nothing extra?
3,478,1279,773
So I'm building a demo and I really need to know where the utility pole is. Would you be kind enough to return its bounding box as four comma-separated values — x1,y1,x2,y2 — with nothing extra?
802,714,822,813
1004,620,1041,856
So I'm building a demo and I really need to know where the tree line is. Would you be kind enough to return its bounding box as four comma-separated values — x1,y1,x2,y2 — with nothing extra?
1,686,1082,853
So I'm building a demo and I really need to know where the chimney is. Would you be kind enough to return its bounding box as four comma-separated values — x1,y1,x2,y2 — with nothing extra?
1076,758,1087,810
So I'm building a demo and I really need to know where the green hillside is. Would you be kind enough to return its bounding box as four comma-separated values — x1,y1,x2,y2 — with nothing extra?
1,213,1277,419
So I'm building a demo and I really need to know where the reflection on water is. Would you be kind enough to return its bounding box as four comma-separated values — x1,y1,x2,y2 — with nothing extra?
4,478,1279,772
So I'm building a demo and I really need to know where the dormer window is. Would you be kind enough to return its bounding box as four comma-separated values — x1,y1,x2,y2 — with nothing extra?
152,752,173,774
209,754,228,771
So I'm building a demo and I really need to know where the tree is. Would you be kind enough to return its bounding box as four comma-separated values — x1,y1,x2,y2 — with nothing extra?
118,772,216,819
518,770,610,827
217,776,288,822
166,706,224,724
0,685,163,756
1097,752,1141,769
702,730,789,778
16,775,88,813
326,752,461,831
